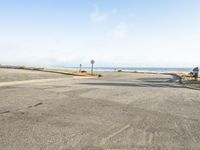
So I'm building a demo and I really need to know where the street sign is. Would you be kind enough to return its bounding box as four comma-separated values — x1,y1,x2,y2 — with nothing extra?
90,59,95,75
79,64,82,72
91,60,95,65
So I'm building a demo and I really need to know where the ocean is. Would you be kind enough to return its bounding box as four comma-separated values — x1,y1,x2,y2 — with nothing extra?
59,67,193,73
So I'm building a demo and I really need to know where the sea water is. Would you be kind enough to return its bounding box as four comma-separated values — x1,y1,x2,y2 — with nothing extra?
58,67,192,73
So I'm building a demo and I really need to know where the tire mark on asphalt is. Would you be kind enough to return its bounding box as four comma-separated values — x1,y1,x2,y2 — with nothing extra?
28,102,43,108
0,110,10,114
0,102,43,116
100,124,131,145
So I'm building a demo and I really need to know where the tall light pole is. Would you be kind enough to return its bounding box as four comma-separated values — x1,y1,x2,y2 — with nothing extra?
90,59,95,75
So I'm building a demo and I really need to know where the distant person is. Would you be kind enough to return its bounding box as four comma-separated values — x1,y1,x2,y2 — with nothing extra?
193,67,199,80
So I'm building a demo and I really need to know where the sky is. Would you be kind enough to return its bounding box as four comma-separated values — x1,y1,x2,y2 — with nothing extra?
0,0,200,68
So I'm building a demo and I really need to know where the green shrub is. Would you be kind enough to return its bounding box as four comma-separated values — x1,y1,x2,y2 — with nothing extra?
19,66,26,69
98,74,102,77
117,69,123,72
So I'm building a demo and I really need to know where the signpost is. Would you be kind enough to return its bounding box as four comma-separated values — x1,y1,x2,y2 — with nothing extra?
79,64,82,72
90,59,95,75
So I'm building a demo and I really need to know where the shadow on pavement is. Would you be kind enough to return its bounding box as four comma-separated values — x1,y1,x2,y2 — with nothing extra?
137,78,170,83
80,82,181,88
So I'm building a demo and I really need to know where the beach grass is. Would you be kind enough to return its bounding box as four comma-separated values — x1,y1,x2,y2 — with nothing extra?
42,68,100,77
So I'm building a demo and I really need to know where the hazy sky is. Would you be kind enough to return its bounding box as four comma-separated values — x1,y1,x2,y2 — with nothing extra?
0,0,200,67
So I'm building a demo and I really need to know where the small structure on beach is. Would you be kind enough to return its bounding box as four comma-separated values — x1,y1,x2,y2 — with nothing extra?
193,67,199,80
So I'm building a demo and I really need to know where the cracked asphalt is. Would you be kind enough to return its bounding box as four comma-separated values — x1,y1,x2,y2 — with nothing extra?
1,69,200,150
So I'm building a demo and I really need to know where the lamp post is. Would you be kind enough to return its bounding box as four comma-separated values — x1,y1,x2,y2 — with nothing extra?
90,59,95,75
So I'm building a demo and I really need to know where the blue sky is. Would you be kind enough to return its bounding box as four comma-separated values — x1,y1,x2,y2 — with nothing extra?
0,0,200,67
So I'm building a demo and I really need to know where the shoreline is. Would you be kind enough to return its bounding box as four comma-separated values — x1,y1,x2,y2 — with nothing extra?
0,65,192,73
0,65,187,80
2,66,200,90
1,65,198,84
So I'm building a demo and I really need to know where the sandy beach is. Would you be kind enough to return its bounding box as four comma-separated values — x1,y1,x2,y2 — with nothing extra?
0,68,200,150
